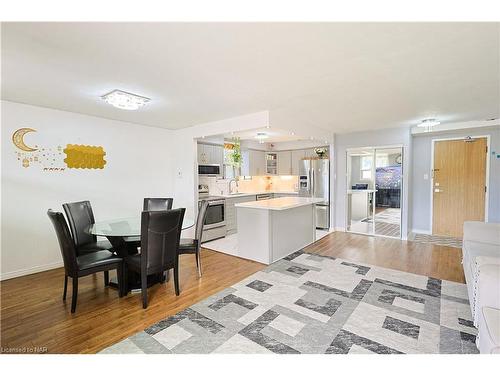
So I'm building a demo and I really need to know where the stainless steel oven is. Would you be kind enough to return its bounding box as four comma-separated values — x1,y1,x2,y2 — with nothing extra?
198,198,226,242
202,199,225,229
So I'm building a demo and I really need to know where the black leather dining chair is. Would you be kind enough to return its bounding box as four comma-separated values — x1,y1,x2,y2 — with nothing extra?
47,209,124,313
124,208,185,309
63,200,115,285
143,198,174,211
178,200,209,277
63,200,139,285
63,201,113,254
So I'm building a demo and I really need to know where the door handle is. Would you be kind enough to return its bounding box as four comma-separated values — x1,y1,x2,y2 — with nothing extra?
434,188,443,193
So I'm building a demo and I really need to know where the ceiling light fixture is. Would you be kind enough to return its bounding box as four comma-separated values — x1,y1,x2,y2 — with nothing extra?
265,125,271,129
255,132,269,140
101,89,150,110
417,118,440,128
255,132,269,144
291,131,295,136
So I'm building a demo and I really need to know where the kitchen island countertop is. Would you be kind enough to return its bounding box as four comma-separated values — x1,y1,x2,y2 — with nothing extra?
235,196,323,211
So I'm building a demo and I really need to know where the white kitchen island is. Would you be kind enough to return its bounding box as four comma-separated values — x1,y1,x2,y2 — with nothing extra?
235,197,324,264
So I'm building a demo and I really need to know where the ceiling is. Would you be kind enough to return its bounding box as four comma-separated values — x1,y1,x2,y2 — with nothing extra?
199,127,303,144
1,23,499,132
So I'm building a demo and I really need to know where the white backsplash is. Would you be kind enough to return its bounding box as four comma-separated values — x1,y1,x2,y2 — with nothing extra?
199,175,298,196
199,176,231,196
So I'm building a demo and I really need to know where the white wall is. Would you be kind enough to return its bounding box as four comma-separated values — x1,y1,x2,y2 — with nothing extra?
334,127,412,238
1,101,175,280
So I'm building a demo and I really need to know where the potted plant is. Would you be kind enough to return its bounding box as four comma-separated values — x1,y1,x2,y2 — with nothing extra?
228,138,242,176
314,147,328,158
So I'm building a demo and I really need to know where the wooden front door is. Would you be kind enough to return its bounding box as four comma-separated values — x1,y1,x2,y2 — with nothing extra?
432,137,487,237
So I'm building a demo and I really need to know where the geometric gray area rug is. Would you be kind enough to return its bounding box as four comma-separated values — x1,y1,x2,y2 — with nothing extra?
100,250,478,354
409,233,463,249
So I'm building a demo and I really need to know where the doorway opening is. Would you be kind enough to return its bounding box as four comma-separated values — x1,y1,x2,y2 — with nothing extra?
346,146,403,238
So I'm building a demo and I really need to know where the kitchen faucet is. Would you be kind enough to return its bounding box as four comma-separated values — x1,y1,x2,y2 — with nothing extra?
229,178,238,194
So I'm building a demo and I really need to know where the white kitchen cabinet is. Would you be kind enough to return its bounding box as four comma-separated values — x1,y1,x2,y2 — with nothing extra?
274,193,298,198
303,148,318,159
197,144,208,164
197,143,224,165
241,149,266,176
291,149,305,175
277,151,292,175
266,152,278,175
225,195,257,235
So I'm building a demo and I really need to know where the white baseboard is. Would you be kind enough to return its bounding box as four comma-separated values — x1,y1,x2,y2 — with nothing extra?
411,229,432,235
0,261,63,281
334,227,346,232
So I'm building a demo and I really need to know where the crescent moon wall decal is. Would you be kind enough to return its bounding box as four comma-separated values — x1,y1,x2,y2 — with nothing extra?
12,128,38,152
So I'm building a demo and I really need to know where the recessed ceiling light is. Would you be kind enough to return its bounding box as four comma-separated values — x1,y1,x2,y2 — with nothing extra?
417,118,440,128
101,89,150,110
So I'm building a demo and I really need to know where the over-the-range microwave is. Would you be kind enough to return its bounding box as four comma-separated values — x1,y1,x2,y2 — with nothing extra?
198,164,222,176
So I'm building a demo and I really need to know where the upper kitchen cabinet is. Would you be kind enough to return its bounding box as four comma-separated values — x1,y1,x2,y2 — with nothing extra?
304,148,320,159
265,152,277,175
197,143,224,165
241,149,266,176
277,151,292,175
291,149,305,175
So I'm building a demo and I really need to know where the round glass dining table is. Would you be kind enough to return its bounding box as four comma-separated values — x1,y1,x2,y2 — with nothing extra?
88,216,194,292
90,216,194,238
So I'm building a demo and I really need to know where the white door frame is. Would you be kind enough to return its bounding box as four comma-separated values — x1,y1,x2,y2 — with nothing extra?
429,135,490,233
345,144,404,239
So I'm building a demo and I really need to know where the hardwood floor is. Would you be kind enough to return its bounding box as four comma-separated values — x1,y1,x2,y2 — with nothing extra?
0,232,465,354
303,232,465,283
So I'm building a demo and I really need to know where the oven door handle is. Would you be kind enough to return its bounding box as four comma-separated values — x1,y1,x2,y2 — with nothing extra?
208,200,225,206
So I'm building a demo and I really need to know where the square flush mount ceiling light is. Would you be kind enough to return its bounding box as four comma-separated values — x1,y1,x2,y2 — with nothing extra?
417,118,440,127
255,132,269,144
101,89,150,110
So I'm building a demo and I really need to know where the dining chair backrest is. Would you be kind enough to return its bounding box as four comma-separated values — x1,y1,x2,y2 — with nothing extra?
196,200,209,242
47,209,78,277
140,208,185,272
62,200,96,247
143,198,174,211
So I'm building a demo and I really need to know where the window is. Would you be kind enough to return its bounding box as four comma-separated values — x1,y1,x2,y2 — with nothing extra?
376,154,389,167
360,156,373,180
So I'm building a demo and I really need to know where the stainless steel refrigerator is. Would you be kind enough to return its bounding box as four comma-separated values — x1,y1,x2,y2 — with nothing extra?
298,159,330,229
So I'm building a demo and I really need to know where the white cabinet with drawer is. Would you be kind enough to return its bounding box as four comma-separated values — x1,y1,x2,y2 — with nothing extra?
274,193,298,198
225,195,257,235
